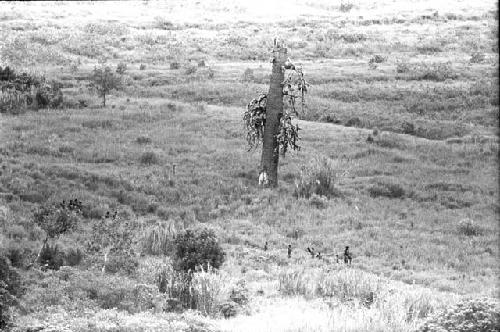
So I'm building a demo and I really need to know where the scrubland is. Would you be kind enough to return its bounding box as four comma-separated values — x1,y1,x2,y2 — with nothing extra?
0,0,498,331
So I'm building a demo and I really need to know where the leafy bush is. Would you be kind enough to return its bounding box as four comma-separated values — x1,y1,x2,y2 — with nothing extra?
417,297,500,332
345,117,362,127
369,54,386,64
33,203,79,239
140,151,160,165
116,62,127,74
64,247,84,266
457,218,483,237
39,243,64,270
173,227,225,273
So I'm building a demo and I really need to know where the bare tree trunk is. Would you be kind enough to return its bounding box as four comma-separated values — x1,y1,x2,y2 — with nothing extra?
260,42,287,187
34,236,48,265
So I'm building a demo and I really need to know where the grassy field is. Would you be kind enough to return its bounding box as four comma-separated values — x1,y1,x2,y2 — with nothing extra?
0,0,499,331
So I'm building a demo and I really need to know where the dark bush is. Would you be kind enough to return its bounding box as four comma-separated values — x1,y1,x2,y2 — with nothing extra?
345,117,362,127
368,180,406,199
64,248,84,266
140,151,160,165
402,121,416,135
39,244,64,270
136,136,152,144
116,62,127,74
173,227,225,273
170,62,180,70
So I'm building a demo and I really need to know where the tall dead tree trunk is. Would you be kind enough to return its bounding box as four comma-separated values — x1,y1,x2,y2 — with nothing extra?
261,42,287,187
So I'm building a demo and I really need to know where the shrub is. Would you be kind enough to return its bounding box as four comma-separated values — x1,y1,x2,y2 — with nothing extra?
136,136,152,144
140,151,160,165
294,157,341,199
39,243,64,270
185,65,197,75
173,227,225,273
402,121,416,135
340,1,354,12
33,203,79,239
469,52,486,64
417,297,500,332
64,248,84,266
116,62,127,74
457,218,483,237
345,117,362,127
368,180,406,199
139,64,146,70
369,54,386,64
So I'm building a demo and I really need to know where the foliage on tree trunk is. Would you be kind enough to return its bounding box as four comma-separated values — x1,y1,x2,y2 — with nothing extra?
243,40,309,187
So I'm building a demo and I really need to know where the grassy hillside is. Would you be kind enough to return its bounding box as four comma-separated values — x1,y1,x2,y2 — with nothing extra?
0,1,499,331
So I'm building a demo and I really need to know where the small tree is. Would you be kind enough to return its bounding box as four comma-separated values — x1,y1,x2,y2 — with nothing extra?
90,64,121,107
32,203,79,265
86,216,134,274
173,227,225,273
244,39,309,187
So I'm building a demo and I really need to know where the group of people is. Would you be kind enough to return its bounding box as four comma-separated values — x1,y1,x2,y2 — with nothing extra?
264,241,353,265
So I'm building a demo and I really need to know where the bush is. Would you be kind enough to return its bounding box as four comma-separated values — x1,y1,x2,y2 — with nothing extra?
170,62,180,70
140,151,160,165
417,297,500,332
173,227,225,273
457,218,483,237
294,157,341,199
345,117,362,127
369,54,386,64
368,180,406,199
39,243,64,270
139,64,146,70
136,136,152,144
64,248,84,266
116,62,127,74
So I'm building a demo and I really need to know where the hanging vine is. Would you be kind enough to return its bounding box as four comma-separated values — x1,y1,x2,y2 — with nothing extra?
243,58,309,155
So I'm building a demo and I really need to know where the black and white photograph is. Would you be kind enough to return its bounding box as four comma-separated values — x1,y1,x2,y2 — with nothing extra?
0,0,498,331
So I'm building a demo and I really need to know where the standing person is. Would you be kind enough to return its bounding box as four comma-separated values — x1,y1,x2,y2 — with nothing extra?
287,244,292,259
264,241,268,252
344,246,352,265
